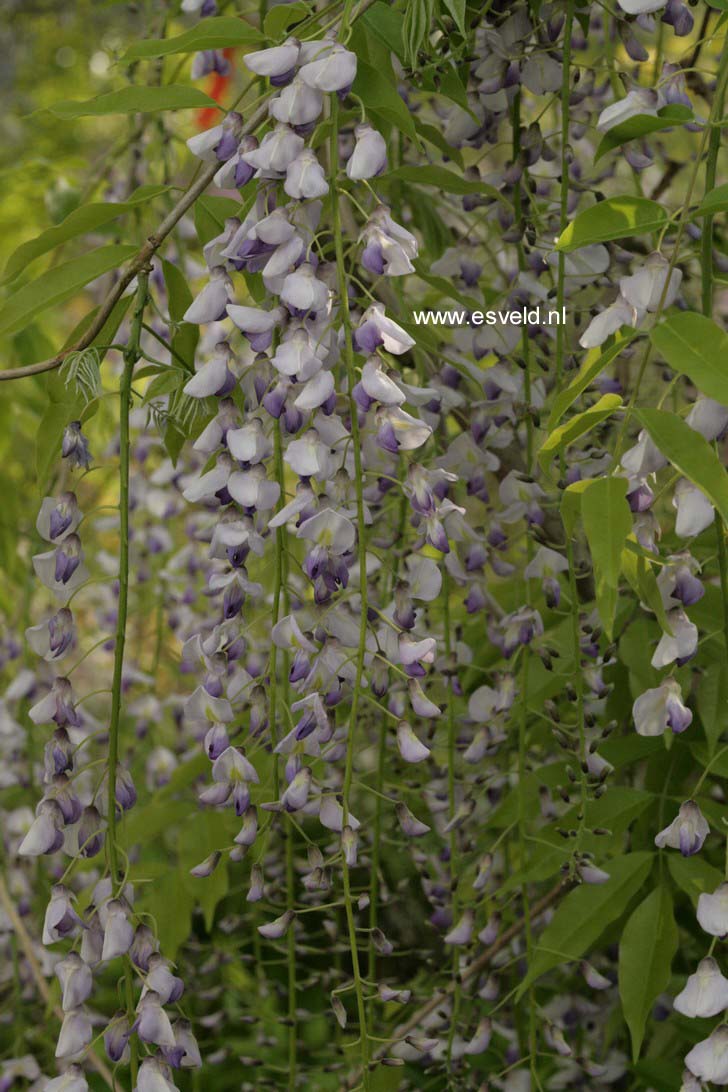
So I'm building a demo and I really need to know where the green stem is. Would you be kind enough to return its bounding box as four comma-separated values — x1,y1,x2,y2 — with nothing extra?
368,482,407,982
443,569,461,1069
565,534,588,848
511,91,534,467
555,0,574,383
107,269,148,1088
270,418,297,1087
512,88,537,1073
702,55,728,737
330,93,370,1086
615,42,728,466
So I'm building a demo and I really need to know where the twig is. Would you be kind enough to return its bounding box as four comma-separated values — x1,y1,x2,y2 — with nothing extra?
344,879,568,1087
0,873,116,1089
0,99,270,383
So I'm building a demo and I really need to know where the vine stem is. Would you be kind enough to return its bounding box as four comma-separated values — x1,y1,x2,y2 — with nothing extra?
555,0,588,867
106,268,148,1089
270,418,298,1090
443,569,461,1070
330,93,371,1086
368,483,407,982
555,0,574,384
700,40,728,757
512,86,537,1075
343,881,568,1089
613,39,728,465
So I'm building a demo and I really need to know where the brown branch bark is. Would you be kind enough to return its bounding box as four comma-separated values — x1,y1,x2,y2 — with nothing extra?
0,99,270,383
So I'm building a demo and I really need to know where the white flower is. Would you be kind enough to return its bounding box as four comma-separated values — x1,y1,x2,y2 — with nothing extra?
685,1025,728,1084
673,479,714,538
244,39,300,78
403,555,442,601
524,545,569,580
697,883,728,937
376,406,432,451
354,303,415,355
346,123,387,179
319,795,360,832
280,264,329,314
651,608,698,668
137,1057,181,1092
396,720,431,763
361,358,406,405
44,1067,89,1092
298,509,356,554
285,149,329,200
621,429,668,477
686,397,728,442
241,125,304,173
101,899,134,961
270,77,324,127
579,295,640,349
632,679,692,736
294,369,335,411
299,42,357,92
674,957,728,1018
654,800,708,856
183,267,233,325
620,253,682,312
617,0,666,12
596,88,658,133
227,420,270,464
184,343,235,399
55,1009,92,1060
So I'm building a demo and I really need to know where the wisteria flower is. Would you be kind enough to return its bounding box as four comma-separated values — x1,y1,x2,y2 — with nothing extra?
654,800,709,856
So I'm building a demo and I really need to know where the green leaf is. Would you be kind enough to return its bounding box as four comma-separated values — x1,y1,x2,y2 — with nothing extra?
668,853,724,903
352,60,417,140
557,196,667,251
122,16,261,60
361,2,406,59
650,311,728,405
442,0,468,36
697,658,728,755
637,407,728,524
42,85,218,119
381,164,503,201
538,393,621,470
264,1,311,38
178,812,232,931
621,542,673,637
414,267,480,310
0,245,136,339
695,183,728,216
582,476,633,638
618,887,677,1062
413,119,463,168
410,194,451,258
194,194,241,247
560,478,593,537
517,852,653,996
548,336,635,430
595,105,693,160
403,0,435,67
141,869,193,960
3,188,168,283
36,401,78,488
435,66,472,114
162,259,199,372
